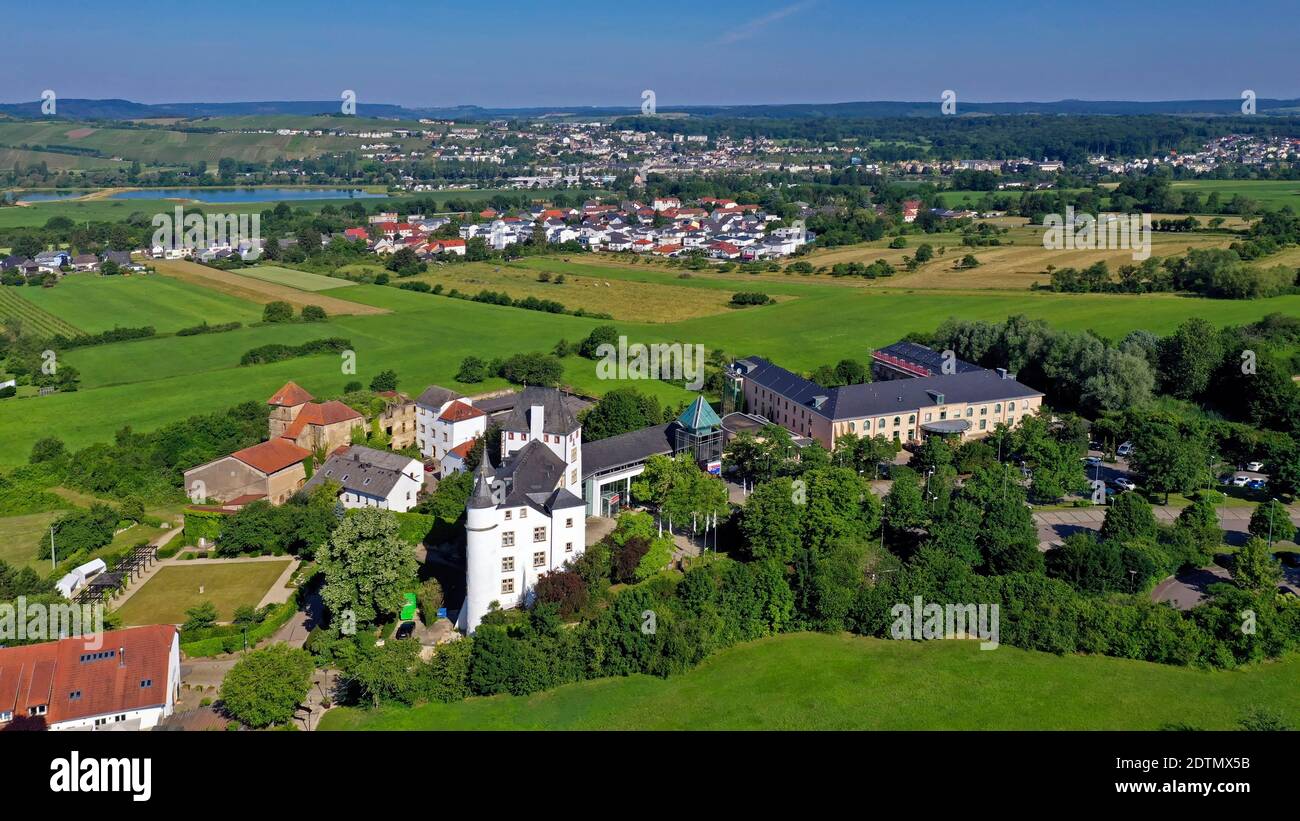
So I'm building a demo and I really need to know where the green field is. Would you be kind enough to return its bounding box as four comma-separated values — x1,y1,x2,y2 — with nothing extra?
114,559,291,626
233,265,356,292
320,632,1300,730
0,285,84,336
15,274,264,334
0,510,63,572
2,257,1299,468
1170,179,1300,211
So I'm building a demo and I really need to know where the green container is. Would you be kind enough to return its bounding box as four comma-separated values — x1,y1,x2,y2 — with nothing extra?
400,592,417,621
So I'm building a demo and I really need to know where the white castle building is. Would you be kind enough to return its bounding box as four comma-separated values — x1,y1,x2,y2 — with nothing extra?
416,385,486,474
457,387,587,633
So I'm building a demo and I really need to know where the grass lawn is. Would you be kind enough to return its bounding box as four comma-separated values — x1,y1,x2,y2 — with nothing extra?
17,273,263,334
0,511,62,572
319,632,1300,730
114,559,291,626
233,265,357,292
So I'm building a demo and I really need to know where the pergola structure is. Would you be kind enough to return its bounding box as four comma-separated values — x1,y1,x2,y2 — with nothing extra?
73,543,158,605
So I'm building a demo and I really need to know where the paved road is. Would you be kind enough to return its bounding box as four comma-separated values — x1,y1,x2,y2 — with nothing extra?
1035,504,1299,549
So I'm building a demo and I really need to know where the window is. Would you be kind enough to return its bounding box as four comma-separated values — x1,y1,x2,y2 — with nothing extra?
909,414,916,424
508,431,515,440
849,421,856,432
893,416,900,426
565,542,573,553
878,418,885,429
980,406,987,415
980,420,987,430
966,408,973,417
565,518,573,528
502,531,515,547
502,579,515,594
994,403,1002,413
0,711,11,723
1009,401,1016,411
533,551,545,567
140,679,152,688
924,413,932,422
29,705,47,716
69,691,82,701
504,510,512,520
520,508,527,518
939,411,947,420
571,469,578,485
502,557,514,572
533,526,547,542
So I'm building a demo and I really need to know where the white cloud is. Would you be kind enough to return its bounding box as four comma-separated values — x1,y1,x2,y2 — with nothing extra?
719,1,815,45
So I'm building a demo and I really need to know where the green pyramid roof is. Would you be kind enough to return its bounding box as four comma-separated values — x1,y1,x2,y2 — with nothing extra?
677,396,722,432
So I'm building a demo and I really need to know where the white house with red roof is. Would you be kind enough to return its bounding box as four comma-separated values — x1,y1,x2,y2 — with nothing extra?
0,625,179,731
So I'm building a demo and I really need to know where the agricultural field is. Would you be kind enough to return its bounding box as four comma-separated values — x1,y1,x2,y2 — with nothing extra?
390,259,761,321
17,273,264,334
0,147,125,171
320,632,1300,730
233,265,356,292
2,256,1298,469
1170,179,1300,211
150,259,386,315
114,559,292,626
0,285,84,336
0,121,366,166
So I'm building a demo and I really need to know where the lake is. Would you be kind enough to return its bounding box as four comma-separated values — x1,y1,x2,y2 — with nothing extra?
108,187,388,203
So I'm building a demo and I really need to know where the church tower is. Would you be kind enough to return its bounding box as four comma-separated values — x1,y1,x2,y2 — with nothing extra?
458,461,500,634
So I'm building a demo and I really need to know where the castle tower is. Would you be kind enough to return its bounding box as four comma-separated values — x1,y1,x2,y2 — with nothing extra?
458,461,501,634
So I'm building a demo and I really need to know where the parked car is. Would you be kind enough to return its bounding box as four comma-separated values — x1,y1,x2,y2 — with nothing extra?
1247,478,1269,490
1113,477,1138,492
1116,441,1134,457
1245,461,1264,472
395,621,416,640
1232,474,1251,487
1083,456,1102,466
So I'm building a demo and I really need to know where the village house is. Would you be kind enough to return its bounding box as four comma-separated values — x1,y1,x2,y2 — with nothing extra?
301,445,424,512
182,438,311,505
266,381,364,453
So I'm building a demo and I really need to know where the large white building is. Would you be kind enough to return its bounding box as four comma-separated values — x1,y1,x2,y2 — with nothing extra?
416,386,488,473
0,625,180,731
457,387,587,633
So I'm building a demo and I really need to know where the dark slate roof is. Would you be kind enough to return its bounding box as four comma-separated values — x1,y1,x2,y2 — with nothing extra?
873,341,981,377
302,445,418,499
502,386,580,436
825,369,1042,419
495,439,567,507
582,423,676,478
735,355,1042,421
416,385,463,409
468,461,496,509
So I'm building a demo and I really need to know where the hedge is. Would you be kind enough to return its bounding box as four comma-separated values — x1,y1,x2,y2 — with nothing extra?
180,597,299,657
182,508,226,547
343,509,433,546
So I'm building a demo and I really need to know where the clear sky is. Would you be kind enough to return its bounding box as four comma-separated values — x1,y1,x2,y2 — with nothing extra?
2,0,1297,107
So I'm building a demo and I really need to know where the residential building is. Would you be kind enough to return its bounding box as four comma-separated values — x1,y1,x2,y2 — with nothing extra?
182,438,311,505
301,445,424,512
266,381,364,453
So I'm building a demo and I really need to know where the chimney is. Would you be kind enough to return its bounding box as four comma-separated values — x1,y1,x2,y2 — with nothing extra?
996,368,1008,379
530,404,544,442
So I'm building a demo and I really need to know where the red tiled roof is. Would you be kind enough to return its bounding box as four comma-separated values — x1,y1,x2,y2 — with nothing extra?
267,381,314,407
438,400,486,423
232,439,312,475
447,439,477,459
0,625,177,727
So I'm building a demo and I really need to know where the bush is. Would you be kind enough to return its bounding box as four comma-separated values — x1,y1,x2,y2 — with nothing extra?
262,301,294,323
301,305,327,322
418,578,444,625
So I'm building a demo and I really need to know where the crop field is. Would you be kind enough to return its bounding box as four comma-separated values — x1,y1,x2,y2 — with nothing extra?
150,259,386,315
1170,179,1300,211
114,559,292,626
0,147,125,170
233,265,356,292
320,632,1300,731
391,259,759,321
0,285,84,336
0,121,366,165
18,273,264,334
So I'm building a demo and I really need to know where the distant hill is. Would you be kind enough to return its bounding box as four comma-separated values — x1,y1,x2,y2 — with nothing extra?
2,97,1299,122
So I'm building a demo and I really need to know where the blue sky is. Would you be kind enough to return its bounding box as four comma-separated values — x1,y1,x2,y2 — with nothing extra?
2,0,1297,106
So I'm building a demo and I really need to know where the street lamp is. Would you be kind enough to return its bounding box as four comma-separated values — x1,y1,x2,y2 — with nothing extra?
49,522,61,571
